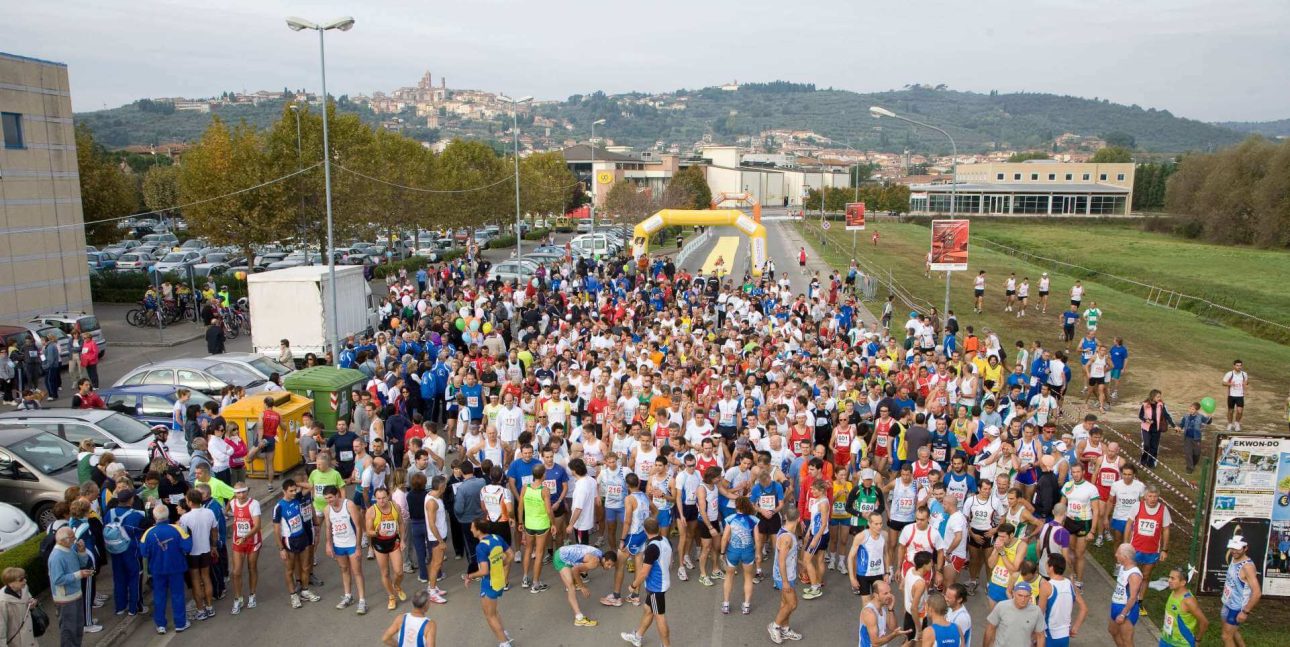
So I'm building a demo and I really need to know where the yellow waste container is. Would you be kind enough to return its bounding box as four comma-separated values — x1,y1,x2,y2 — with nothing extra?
219,391,313,480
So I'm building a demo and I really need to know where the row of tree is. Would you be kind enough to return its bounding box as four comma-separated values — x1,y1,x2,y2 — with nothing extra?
804,184,912,214
601,166,713,224
1165,136,1290,248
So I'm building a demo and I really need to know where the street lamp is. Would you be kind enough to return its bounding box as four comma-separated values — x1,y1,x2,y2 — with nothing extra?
499,94,532,259
286,15,354,362
870,105,958,321
589,119,605,234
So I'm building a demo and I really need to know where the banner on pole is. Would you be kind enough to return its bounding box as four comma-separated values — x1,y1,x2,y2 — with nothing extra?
845,202,866,231
929,219,969,271
1198,433,1290,597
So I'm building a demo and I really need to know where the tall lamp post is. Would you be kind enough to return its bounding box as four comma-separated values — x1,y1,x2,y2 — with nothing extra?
589,119,605,234
287,15,353,362
499,95,532,259
870,105,958,320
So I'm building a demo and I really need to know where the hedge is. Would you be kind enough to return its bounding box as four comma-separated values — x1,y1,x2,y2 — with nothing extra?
522,228,551,241
0,533,48,596
488,235,517,250
91,270,248,304
373,250,466,279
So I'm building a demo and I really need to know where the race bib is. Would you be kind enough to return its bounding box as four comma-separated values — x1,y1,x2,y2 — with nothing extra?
1069,500,1086,517
1137,519,1158,536
991,563,1011,584
339,451,355,462
896,497,915,513
876,435,889,448
832,499,847,515
300,506,313,523
607,484,623,499
287,515,303,534
652,496,668,509
1100,472,1116,486
468,396,479,407
379,520,398,536
235,520,252,538
868,555,883,575
973,508,991,525
314,484,326,498
331,519,349,535
543,479,557,494
759,495,777,511
168,493,185,505
932,446,947,462
858,501,877,515
1162,612,1175,636
837,433,851,446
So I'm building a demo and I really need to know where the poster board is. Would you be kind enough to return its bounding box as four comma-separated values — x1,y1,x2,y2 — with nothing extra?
929,219,969,271
845,202,866,231
1199,433,1290,597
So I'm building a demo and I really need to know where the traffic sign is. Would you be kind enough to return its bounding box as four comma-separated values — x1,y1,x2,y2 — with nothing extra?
821,220,831,230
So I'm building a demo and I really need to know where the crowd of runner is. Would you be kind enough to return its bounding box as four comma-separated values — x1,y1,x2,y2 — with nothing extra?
65,243,1264,647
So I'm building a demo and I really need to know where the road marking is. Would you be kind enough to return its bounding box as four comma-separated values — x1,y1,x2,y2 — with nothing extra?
701,236,740,276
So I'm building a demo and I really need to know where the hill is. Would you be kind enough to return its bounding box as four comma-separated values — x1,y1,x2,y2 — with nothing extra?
1215,118,1290,138
75,83,1246,154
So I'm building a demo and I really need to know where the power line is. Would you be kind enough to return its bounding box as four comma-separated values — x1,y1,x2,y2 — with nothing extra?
335,165,513,193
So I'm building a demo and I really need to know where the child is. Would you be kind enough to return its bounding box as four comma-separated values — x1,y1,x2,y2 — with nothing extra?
1178,402,1212,474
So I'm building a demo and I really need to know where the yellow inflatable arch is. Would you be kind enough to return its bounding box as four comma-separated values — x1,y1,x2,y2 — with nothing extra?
631,209,767,277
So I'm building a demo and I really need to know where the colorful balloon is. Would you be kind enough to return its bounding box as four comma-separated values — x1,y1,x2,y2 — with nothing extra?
455,318,465,331
469,319,480,332
482,322,493,334
389,317,400,330
1200,397,1216,414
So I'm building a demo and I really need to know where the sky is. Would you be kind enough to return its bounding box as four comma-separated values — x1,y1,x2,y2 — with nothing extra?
7,0,1290,122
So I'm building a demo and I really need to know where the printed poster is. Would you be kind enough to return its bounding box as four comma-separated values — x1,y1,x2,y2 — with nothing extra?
1200,434,1290,597
845,202,866,231
929,219,969,271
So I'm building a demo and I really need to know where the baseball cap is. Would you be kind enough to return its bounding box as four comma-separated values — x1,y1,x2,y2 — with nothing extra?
1013,581,1033,594
861,469,877,482
1053,441,1068,452
1228,536,1248,550
984,425,1000,437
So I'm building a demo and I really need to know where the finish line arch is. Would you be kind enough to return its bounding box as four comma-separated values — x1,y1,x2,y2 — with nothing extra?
632,209,767,277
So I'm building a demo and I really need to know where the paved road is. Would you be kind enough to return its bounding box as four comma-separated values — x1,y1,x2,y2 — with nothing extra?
100,220,1154,647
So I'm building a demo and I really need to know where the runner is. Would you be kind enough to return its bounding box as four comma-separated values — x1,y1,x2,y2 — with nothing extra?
769,507,803,643
553,543,615,627
518,463,554,593
1160,566,1207,647
963,479,1002,595
620,518,673,647
366,486,406,610
463,519,513,647
1060,462,1101,589
1038,273,1050,315
322,484,368,614
423,476,449,604
379,590,436,647
945,583,973,645
1107,464,1144,548
228,482,261,615
673,453,701,582
800,480,831,600
848,512,888,602
973,271,986,314
602,473,649,607
986,523,1027,604
1108,544,1142,647
883,464,918,574
859,579,908,646
1222,359,1248,432
902,551,933,640
694,466,725,587
719,496,758,615
922,593,964,646
1124,485,1171,605
1038,553,1086,647
750,463,786,583
983,581,1047,647
1219,535,1261,647
272,479,321,609
827,465,855,574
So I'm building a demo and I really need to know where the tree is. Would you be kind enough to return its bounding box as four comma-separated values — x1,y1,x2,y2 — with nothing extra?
665,166,712,210
75,123,139,245
435,139,510,229
849,162,878,187
603,181,654,225
1007,151,1050,162
519,151,578,219
1165,136,1290,247
1090,146,1133,163
1103,131,1136,149
141,164,181,224
178,117,289,263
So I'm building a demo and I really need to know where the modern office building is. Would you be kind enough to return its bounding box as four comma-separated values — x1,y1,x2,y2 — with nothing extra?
0,52,90,320
909,160,1135,215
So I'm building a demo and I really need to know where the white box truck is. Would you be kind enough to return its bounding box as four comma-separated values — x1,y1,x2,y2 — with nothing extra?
247,265,379,359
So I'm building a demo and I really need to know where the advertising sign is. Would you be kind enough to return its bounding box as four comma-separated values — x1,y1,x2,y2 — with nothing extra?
929,219,969,271
1199,434,1290,597
845,202,866,231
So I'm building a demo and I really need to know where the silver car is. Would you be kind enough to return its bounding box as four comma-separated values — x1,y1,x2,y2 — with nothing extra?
0,409,188,479
114,358,270,397
208,353,294,381
115,251,156,272
0,425,80,528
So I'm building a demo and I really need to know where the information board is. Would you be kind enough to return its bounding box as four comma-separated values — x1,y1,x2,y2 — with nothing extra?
1199,433,1290,597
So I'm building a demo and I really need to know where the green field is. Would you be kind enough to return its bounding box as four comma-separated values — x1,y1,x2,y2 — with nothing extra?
799,219,1290,644
970,221,1290,344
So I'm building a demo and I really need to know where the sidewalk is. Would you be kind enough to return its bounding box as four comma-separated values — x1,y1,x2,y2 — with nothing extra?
95,302,207,348
775,220,881,328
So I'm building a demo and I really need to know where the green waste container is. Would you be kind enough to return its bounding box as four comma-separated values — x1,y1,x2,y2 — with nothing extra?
282,366,367,436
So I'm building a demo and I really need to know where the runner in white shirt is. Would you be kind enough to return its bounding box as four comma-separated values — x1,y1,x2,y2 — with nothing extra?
1222,359,1249,431
1107,464,1145,546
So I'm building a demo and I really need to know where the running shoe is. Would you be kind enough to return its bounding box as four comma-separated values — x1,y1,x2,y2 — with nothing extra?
205,606,215,619
683,555,696,570
336,594,354,610
825,555,835,570
620,631,643,647
300,589,321,602
677,566,688,581
711,569,725,580
291,594,302,609
781,627,803,641
600,594,623,607
397,588,407,602
721,601,730,615
387,596,397,611
428,591,448,605
356,599,368,615
521,576,531,589
627,591,641,606
801,586,822,600
231,598,243,615
194,610,210,621
156,627,167,635
768,623,784,644
574,616,598,627
753,569,764,584
741,602,751,615
247,595,257,608
699,575,714,587
531,582,550,593
1094,534,1104,547
838,560,848,576
175,623,191,633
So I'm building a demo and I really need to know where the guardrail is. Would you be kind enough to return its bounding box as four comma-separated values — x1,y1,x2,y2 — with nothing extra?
675,227,713,268
799,219,937,314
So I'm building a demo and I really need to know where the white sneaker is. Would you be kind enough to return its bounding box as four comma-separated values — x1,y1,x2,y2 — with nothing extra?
620,631,642,647
290,594,302,609
299,589,321,603
336,594,354,610
247,594,257,608
230,598,243,615
768,623,784,644
838,559,848,575
677,566,688,581
825,555,835,570
84,624,104,634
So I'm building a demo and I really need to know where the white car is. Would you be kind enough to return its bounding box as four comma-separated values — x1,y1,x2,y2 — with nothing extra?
487,259,539,284
0,501,41,552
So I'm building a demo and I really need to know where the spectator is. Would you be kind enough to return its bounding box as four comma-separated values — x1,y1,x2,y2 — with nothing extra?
205,319,226,355
47,526,96,646
0,345,14,405
1,566,39,647
41,334,60,400
69,380,104,410
79,334,100,388
141,505,191,634
105,488,148,617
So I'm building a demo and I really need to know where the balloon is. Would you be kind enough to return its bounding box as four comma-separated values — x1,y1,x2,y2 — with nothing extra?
1200,397,1216,414
389,317,400,330
234,271,247,281
482,322,493,334
455,318,465,331
469,319,480,332
459,306,470,318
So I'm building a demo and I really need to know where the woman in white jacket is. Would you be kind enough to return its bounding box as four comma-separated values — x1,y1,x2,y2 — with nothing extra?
208,425,233,484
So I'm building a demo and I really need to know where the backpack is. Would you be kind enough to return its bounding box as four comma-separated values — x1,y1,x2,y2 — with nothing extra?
103,508,133,554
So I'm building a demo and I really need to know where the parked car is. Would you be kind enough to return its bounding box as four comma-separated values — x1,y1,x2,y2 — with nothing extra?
97,385,218,427
267,252,322,270
0,425,80,528
524,251,564,266
0,324,69,367
0,501,38,551
415,238,457,261
114,251,156,272
113,358,270,397
87,251,119,272
207,353,294,381
254,252,289,270
486,259,539,284
179,238,208,251
473,231,497,249
29,312,107,358
189,262,231,280
141,232,180,248
152,251,202,274
0,409,187,479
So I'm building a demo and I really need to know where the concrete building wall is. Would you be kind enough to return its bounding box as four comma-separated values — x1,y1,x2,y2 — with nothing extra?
957,161,1135,190
0,52,91,321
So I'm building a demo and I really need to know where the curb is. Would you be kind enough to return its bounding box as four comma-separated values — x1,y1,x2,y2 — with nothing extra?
113,332,205,348
96,468,302,647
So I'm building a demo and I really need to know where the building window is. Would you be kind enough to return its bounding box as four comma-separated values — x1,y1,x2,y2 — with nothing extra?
996,173,1004,181
1030,173,1039,181
1117,173,1125,181
1047,173,1055,180
1013,173,1021,180
1,112,23,149
1099,173,1107,181
1065,173,1073,181
1082,173,1090,181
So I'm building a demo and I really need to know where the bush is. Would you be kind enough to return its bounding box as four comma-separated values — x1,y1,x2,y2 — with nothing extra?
0,533,48,596
488,235,517,250
372,250,466,279
522,228,551,241
91,270,247,304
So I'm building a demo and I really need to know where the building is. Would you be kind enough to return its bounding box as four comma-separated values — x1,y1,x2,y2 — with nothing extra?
700,146,850,208
909,160,1134,215
0,52,91,319
561,144,679,207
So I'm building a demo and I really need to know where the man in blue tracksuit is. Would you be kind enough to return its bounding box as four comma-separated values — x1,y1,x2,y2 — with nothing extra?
142,505,193,634
107,488,149,616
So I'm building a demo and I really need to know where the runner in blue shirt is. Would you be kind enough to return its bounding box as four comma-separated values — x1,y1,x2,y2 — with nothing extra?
464,520,513,646
1108,337,1129,401
721,497,760,615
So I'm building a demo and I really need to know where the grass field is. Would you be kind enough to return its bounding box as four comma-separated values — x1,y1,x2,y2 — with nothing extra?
970,221,1290,344
798,219,1290,644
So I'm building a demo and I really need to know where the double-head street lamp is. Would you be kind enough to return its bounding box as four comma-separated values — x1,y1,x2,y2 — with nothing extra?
499,94,533,259
589,119,605,234
870,105,959,320
286,15,353,361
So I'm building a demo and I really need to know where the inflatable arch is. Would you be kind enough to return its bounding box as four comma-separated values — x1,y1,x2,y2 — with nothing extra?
632,209,767,277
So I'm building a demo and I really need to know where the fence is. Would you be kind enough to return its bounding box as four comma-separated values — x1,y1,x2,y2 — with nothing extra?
800,219,937,315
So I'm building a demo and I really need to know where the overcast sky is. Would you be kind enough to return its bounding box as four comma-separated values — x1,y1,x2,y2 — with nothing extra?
7,0,1288,122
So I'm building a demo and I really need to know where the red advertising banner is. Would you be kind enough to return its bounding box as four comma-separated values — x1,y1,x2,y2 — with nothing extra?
929,219,969,271
845,202,866,231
